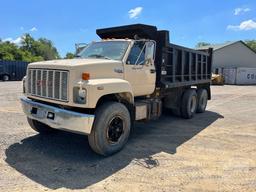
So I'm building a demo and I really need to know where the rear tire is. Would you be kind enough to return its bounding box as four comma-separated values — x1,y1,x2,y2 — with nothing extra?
88,102,131,156
196,89,208,113
27,117,54,134
2,75,10,81
181,89,197,119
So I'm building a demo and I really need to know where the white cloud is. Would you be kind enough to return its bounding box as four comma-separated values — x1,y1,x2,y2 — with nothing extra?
20,26,24,31
128,7,143,19
234,7,251,15
227,19,256,31
30,27,38,32
3,36,24,45
3,38,13,42
12,36,23,44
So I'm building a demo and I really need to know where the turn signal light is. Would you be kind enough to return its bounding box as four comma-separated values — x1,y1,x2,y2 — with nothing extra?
82,72,90,80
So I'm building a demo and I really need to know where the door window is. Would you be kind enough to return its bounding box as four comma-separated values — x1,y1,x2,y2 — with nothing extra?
127,41,146,65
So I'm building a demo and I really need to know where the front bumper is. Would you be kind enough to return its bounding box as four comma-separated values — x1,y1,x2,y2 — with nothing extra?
20,96,94,135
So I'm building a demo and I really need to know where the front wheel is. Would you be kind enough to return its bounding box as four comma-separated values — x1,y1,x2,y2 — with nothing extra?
88,102,131,156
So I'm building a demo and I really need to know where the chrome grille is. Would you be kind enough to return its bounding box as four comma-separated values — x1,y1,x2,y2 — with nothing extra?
27,69,69,102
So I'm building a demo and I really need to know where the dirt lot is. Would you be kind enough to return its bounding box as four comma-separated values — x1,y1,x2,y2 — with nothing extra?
0,82,255,192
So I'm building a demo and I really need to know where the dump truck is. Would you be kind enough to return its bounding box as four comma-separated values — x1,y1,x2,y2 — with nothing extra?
20,24,213,156
0,60,29,81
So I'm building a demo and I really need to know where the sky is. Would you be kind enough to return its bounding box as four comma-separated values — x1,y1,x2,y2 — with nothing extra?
0,0,256,57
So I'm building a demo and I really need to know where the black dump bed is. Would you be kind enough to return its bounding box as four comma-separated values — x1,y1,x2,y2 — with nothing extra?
97,24,213,88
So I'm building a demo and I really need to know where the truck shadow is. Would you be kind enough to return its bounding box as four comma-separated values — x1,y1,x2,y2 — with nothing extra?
5,111,223,189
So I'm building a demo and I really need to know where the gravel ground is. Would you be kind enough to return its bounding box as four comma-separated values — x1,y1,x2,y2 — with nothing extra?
0,82,255,192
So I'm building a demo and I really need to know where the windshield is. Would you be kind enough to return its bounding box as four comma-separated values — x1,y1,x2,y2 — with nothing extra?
78,41,129,61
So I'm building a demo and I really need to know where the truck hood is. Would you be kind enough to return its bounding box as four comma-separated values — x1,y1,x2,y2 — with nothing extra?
28,58,122,68
28,58,124,80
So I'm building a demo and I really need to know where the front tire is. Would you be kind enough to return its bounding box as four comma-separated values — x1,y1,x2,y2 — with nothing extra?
27,117,54,134
88,102,131,156
181,89,197,119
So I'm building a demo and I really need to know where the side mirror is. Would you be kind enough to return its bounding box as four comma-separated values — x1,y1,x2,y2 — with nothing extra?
145,41,155,65
145,58,153,66
75,43,88,55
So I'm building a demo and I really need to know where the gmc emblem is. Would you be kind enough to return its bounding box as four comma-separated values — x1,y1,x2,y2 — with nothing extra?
37,80,52,86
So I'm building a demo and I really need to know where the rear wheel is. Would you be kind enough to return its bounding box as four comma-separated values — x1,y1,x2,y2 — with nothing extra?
88,102,131,156
27,117,54,134
2,75,10,81
196,89,208,113
181,89,197,119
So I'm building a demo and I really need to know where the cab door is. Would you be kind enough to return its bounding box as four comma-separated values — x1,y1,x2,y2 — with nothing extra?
124,40,156,96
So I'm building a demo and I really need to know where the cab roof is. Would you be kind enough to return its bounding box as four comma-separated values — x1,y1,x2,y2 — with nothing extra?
96,24,158,40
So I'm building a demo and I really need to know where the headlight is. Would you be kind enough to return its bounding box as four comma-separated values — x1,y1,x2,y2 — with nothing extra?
73,87,87,104
22,76,26,93
78,89,86,98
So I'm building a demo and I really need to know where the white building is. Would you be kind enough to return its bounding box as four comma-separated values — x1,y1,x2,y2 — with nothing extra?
197,41,256,74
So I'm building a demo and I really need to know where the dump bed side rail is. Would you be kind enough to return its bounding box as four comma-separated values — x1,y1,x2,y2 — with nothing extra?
159,44,213,88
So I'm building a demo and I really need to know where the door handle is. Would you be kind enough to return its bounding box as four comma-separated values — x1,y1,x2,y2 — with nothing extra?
132,65,143,70
114,68,123,73
150,69,156,73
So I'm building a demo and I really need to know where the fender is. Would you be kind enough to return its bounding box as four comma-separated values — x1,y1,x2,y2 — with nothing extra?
84,78,134,108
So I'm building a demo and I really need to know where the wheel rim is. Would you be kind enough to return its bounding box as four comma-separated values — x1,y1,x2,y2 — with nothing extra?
107,116,124,144
190,96,197,113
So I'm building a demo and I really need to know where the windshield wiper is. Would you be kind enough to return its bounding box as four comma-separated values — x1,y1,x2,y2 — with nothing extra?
87,54,111,60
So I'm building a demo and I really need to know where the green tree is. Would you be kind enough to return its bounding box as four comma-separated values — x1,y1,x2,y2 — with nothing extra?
1,34,70,61
196,42,211,48
0,36,48,62
0,41,44,62
245,40,256,52
65,52,75,59
21,34,34,53
21,34,59,60
0,42,16,60
36,38,59,60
